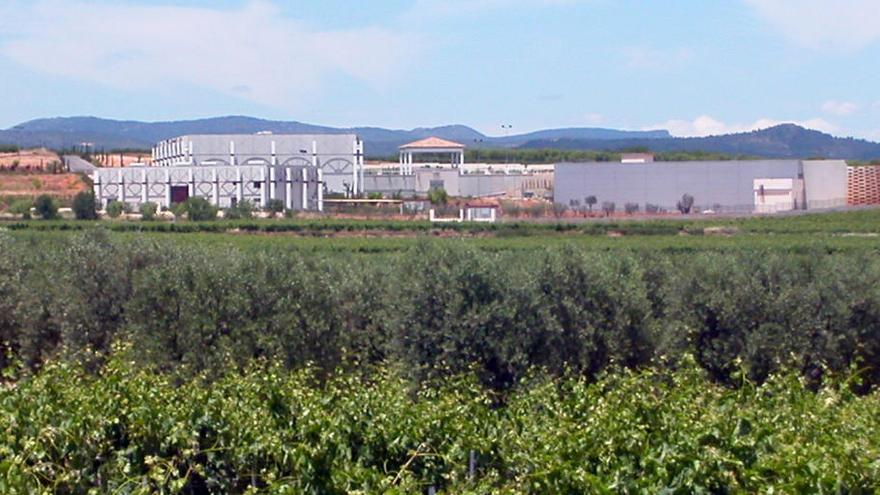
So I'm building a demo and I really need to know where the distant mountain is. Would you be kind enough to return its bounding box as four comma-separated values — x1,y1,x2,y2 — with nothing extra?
520,124,880,160
0,116,671,157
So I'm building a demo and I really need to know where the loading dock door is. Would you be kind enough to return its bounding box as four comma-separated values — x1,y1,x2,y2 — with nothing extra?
170,186,189,204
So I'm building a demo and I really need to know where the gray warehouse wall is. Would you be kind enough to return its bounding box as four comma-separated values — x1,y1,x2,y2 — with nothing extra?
802,160,848,209
554,160,804,212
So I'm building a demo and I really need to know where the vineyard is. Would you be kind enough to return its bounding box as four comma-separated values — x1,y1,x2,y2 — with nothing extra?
0,226,879,492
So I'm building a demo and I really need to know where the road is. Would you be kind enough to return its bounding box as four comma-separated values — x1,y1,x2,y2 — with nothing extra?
63,155,97,174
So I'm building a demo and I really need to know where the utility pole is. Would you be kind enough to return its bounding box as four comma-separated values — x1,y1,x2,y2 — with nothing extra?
501,124,513,164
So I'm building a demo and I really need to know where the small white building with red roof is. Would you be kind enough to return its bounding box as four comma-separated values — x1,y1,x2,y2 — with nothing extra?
398,137,465,175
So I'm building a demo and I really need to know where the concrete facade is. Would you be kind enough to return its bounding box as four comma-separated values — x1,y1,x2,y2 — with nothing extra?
554,160,811,213
802,160,849,209
94,164,323,211
362,169,550,198
151,134,363,195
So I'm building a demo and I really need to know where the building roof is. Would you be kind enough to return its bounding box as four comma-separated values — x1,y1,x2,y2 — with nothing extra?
399,137,465,150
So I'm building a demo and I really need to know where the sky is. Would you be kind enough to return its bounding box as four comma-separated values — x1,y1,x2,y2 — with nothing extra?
0,0,879,139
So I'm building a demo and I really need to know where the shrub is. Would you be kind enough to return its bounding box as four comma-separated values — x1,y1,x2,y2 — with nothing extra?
9,199,32,219
140,202,158,221
428,187,449,206
105,200,124,218
265,198,284,216
184,196,218,221
34,194,58,220
72,191,98,220
225,199,255,220
601,201,616,217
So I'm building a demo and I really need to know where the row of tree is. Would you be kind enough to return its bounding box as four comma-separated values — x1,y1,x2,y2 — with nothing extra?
1,232,879,393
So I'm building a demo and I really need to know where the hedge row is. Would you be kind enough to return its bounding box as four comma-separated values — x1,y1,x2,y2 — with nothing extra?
1,230,879,393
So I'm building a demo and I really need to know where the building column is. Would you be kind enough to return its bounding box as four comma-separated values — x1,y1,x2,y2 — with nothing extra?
358,139,365,194
142,169,148,204
302,168,309,210
164,169,171,207
119,169,126,203
188,169,194,197
271,141,277,166
235,168,243,203
229,140,236,166
260,167,267,206
269,167,276,200
317,169,324,212
212,169,219,205
285,168,292,210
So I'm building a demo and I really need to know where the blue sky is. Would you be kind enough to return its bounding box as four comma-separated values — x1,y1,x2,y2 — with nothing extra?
0,0,879,139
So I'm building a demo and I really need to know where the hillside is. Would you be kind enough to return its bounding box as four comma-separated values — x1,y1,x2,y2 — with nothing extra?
0,116,670,157
520,124,880,160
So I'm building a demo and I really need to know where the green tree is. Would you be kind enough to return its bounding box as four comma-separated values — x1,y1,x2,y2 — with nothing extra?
34,195,58,220
265,198,284,217
72,191,97,220
427,188,448,206
140,202,158,221
9,199,33,219
185,197,218,221
224,199,255,220
105,200,124,218
585,195,598,212
677,194,695,214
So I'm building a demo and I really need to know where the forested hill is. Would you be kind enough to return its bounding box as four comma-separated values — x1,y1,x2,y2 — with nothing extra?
0,116,669,156
519,124,880,160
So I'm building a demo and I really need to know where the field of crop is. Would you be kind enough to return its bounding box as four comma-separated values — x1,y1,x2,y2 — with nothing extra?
1,211,879,492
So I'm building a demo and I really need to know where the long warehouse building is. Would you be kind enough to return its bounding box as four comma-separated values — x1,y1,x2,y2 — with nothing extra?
554,159,848,213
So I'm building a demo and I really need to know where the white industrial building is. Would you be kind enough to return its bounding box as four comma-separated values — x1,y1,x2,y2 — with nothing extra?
94,133,366,211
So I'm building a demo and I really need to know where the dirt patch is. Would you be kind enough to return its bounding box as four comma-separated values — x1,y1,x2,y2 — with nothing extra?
0,173,90,208
0,149,62,171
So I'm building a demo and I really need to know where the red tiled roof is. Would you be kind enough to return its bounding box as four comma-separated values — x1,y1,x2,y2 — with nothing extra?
399,137,465,149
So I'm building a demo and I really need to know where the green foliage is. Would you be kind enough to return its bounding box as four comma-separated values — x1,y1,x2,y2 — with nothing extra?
0,355,877,493
2,232,880,396
678,193,695,214
139,201,158,221
33,194,58,220
71,191,97,220
427,187,448,205
265,198,284,216
183,196,218,221
224,199,255,220
8,199,32,219
105,200,124,218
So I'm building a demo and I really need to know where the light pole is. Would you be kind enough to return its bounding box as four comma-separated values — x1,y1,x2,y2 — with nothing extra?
501,124,513,164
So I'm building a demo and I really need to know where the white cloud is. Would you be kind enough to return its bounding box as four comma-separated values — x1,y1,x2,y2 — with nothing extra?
651,115,837,137
744,0,880,51
821,100,859,116
621,46,693,70
0,0,419,109
583,113,605,125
